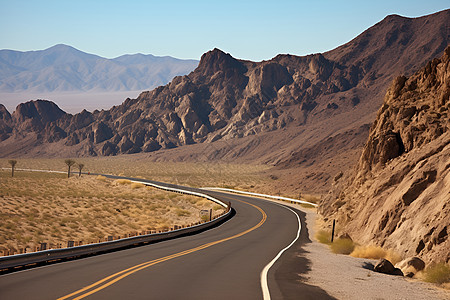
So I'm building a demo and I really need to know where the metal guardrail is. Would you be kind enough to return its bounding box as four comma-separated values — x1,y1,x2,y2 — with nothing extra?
0,172,232,271
203,187,318,207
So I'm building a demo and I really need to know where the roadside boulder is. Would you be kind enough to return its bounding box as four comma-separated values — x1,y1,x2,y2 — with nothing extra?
395,257,425,276
374,259,403,276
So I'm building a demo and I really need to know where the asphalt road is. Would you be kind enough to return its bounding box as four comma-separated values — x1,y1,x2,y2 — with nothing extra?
0,178,333,299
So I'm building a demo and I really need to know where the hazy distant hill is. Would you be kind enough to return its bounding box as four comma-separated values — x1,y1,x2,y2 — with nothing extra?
0,44,199,93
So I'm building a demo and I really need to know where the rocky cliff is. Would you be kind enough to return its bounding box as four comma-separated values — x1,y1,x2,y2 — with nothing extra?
320,47,450,264
0,10,448,194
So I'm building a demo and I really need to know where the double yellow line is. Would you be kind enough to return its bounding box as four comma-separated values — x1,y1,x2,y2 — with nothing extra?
58,198,267,300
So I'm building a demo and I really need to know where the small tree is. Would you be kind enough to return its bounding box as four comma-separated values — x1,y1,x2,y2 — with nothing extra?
8,160,17,177
77,163,84,177
65,159,76,178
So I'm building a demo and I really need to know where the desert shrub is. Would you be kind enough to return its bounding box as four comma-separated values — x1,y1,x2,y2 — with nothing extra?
96,175,107,182
423,263,450,284
130,182,145,189
316,230,331,244
351,245,385,259
330,238,355,254
115,179,131,185
213,205,223,211
300,203,316,209
176,209,191,217
116,217,126,225
350,245,401,264
303,194,320,203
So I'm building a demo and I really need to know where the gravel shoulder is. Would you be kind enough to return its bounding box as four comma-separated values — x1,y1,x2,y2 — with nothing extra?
271,200,450,300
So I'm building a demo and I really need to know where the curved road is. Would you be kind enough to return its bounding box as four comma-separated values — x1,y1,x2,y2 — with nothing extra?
0,177,333,299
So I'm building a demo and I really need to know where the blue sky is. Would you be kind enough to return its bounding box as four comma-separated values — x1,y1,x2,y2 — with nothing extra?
0,0,448,61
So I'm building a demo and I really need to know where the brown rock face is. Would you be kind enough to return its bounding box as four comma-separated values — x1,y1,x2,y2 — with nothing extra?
360,47,450,171
320,47,450,265
0,104,12,141
0,11,448,196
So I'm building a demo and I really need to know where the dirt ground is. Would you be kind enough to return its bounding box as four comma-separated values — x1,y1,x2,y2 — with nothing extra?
276,200,450,300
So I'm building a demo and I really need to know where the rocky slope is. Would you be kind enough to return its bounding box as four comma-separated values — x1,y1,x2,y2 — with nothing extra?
320,47,450,264
0,10,448,193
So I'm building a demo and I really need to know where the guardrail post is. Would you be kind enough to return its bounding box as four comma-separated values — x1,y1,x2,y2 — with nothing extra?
40,243,47,251
68,241,74,247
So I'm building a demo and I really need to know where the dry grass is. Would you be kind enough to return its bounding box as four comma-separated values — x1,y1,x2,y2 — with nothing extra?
350,245,402,265
316,230,332,244
302,194,321,204
0,158,270,191
330,239,355,255
421,263,450,285
0,170,225,253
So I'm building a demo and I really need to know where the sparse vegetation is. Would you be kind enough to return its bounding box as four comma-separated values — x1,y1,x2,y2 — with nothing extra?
0,170,224,254
0,158,269,191
64,159,76,178
316,230,332,244
350,245,401,264
422,263,450,285
96,175,107,182
77,163,84,177
131,182,145,189
8,159,17,177
300,203,316,209
330,238,355,254
302,194,320,204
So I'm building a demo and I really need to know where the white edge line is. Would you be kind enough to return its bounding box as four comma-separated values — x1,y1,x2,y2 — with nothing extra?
260,204,301,300
203,187,304,300
2,167,301,298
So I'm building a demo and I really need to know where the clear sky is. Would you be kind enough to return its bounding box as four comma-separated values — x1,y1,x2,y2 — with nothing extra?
0,0,448,61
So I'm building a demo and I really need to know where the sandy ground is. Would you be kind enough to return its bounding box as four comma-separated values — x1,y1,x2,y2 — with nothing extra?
271,200,450,300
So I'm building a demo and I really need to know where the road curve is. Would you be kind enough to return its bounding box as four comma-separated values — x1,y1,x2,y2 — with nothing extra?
0,177,333,299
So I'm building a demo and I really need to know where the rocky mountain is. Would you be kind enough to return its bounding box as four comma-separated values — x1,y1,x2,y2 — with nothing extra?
0,10,448,194
0,44,198,92
320,46,449,264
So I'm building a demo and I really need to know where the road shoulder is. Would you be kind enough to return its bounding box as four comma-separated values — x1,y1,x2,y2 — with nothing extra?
265,200,450,300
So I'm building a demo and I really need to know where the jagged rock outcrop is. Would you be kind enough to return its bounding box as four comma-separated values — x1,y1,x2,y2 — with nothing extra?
0,10,448,198
320,47,450,264
0,104,12,141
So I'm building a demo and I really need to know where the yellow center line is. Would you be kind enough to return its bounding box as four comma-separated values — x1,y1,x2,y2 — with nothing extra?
58,197,267,300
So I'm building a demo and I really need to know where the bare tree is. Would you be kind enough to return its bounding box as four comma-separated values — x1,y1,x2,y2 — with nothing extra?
77,163,85,177
8,160,17,177
65,159,76,178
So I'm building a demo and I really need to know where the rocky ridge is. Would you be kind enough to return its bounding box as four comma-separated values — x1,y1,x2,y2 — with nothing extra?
320,47,450,264
0,10,448,193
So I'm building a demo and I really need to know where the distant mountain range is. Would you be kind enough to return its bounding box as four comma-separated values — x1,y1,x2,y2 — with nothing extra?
0,44,199,93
